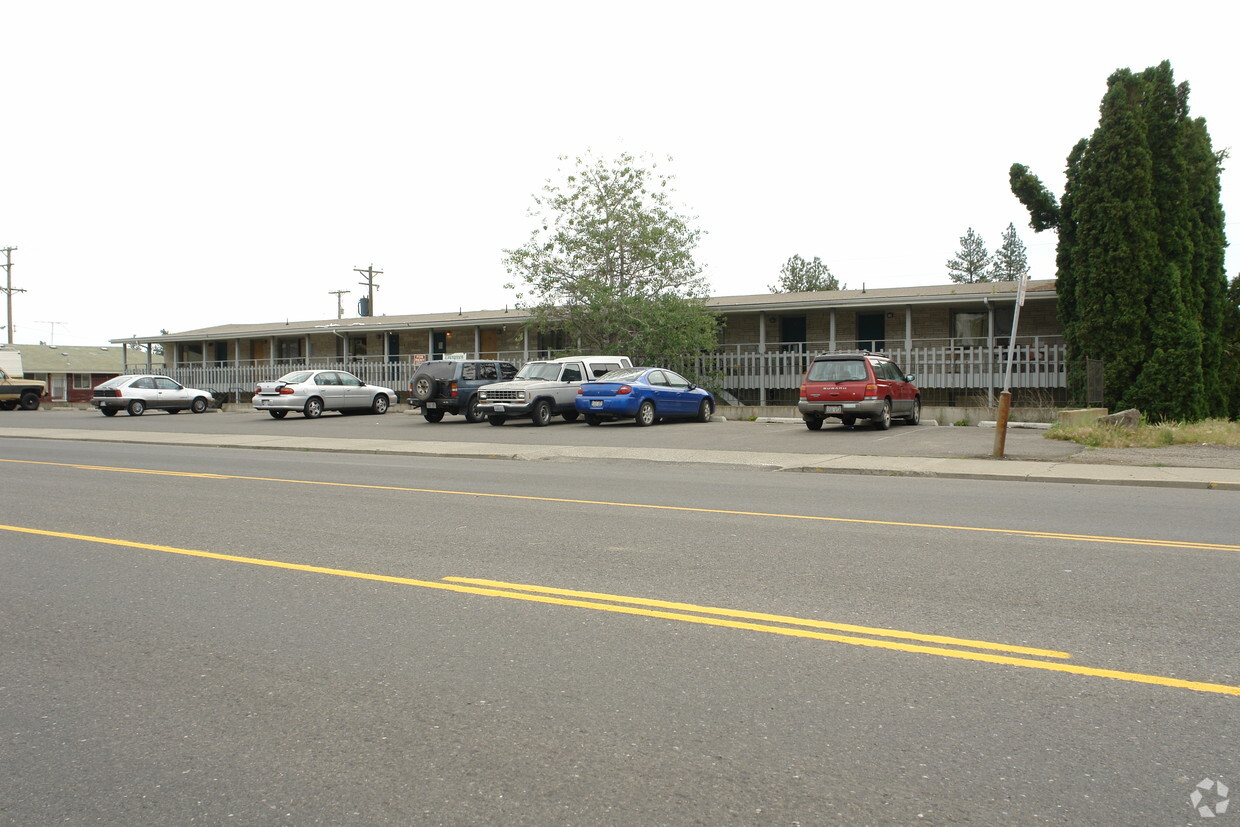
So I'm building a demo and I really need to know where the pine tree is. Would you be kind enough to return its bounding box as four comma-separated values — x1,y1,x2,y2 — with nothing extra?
989,223,1030,282
945,228,992,283
1010,62,1229,420
769,255,843,292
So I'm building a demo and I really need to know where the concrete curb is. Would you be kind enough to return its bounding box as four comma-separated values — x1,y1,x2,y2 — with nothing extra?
3,426,1239,490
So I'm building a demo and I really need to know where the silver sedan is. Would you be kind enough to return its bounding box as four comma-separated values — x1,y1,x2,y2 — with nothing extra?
253,370,397,419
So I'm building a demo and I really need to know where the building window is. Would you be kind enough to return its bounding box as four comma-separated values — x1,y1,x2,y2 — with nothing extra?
277,338,303,362
349,336,368,358
73,374,91,390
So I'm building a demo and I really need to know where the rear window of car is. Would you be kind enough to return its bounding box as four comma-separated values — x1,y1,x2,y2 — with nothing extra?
280,371,313,384
806,359,868,382
96,376,131,389
597,368,644,383
419,361,457,379
588,362,625,377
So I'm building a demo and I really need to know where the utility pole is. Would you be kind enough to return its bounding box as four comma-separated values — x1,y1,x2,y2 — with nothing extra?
328,289,351,320
354,264,382,316
1,246,24,345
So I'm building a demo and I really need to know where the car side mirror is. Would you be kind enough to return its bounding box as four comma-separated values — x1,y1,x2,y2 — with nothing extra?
905,374,915,383
688,383,697,390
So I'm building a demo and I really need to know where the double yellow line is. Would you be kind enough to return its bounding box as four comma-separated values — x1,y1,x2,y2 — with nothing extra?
2,522,1237,697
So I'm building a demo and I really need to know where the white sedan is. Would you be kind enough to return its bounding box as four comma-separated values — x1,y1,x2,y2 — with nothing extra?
92,375,215,416
253,370,397,419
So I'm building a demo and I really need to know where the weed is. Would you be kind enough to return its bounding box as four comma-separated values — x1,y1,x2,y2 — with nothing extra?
1046,418,1240,448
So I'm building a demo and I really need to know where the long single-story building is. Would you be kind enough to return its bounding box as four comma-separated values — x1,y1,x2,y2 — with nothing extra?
116,279,1091,407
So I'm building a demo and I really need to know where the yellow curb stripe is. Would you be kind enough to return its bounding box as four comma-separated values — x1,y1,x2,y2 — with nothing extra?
3,458,1238,553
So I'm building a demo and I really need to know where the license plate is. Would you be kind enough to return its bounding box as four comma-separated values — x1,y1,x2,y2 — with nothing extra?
257,399,268,406
591,400,603,408
824,405,842,414
494,405,505,412
426,402,437,409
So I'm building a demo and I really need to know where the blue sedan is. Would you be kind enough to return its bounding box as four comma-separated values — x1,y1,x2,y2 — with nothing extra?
575,367,715,426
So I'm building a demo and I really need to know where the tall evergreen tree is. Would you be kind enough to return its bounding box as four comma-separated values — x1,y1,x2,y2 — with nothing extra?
1010,61,1229,420
946,228,992,283
769,254,843,292
989,223,1030,282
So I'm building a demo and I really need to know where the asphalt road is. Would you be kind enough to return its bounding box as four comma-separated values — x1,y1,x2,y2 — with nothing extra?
2,437,1236,824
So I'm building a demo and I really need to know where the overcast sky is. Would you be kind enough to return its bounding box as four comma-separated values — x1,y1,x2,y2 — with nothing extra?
3,1,1237,347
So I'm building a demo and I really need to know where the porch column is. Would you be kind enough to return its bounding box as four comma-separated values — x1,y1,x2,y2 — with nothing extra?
904,305,913,351
428,330,434,358
523,327,530,361
474,326,481,359
758,312,767,407
829,309,837,351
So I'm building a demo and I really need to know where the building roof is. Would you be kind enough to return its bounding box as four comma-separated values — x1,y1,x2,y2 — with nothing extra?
115,279,1058,344
8,343,137,373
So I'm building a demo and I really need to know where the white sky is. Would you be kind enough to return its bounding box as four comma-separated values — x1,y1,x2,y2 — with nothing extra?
3,1,1237,346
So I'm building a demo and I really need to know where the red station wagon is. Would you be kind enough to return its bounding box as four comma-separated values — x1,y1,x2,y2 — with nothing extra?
798,353,921,431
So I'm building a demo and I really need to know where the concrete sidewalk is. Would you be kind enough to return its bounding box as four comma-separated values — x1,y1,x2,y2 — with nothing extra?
3,425,1239,491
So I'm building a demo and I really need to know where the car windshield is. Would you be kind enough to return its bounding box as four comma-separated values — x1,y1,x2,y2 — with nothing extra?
279,371,313,384
514,362,561,381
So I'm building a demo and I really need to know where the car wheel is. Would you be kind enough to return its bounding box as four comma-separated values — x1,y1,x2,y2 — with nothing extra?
371,395,390,415
126,399,145,416
585,414,602,426
423,410,445,423
696,399,713,423
562,410,580,422
635,400,656,427
269,410,288,419
531,399,553,427
100,408,118,417
190,397,208,414
872,400,891,430
464,396,484,423
487,415,507,426
19,392,40,410
904,397,921,426
805,416,824,431
304,397,323,419
411,375,437,402
841,416,857,429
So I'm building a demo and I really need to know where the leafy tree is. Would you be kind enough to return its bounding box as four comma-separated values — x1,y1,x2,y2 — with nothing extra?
945,228,992,283
989,223,1030,282
503,152,718,367
1010,61,1229,420
769,255,844,292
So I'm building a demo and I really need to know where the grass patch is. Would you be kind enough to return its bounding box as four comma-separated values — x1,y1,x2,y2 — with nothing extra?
1046,418,1240,448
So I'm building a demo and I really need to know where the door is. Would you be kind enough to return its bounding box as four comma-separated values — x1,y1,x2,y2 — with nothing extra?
857,313,885,351
338,371,370,408
480,329,499,359
779,315,807,352
314,371,347,409
51,375,67,401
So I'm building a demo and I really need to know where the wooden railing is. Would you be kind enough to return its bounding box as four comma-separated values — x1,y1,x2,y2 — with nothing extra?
159,340,1073,405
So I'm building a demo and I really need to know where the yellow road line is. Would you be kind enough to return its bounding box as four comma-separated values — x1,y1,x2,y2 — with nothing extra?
3,457,1237,553
3,522,1238,697
445,576,1069,658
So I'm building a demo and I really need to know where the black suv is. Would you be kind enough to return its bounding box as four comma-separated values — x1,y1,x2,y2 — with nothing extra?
409,359,517,423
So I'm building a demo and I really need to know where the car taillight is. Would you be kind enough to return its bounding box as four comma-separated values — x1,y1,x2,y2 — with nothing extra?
254,386,261,395
448,381,458,397
864,383,878,399
617,385,632,395
577,387,584,395
279,386,295,395
799,383,807,399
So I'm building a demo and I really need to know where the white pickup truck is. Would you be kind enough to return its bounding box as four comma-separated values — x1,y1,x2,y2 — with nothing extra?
475,355,631,426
